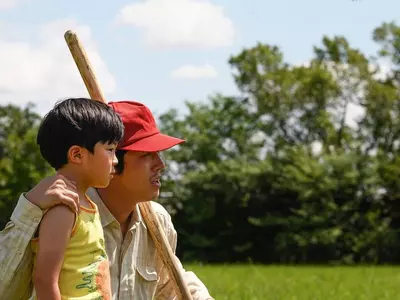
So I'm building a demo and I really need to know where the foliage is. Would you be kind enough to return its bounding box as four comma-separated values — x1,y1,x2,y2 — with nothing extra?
2,21,400,265
158,21,400,264
0,103,52,227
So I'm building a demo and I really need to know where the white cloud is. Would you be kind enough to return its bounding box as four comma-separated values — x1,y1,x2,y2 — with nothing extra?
170,64,217,79
0,0,19,10
369,59,392,80
311,141,322,156
0,19,116,115
295,60,392,129
116,0,235,49
345,102,365,128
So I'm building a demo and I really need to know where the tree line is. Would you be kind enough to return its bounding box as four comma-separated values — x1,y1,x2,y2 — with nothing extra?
1,21,400,264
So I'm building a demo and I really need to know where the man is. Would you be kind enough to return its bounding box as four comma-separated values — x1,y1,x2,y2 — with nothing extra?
0,99,214,300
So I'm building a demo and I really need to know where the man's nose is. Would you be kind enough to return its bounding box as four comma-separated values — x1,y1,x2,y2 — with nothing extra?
153,152,166,171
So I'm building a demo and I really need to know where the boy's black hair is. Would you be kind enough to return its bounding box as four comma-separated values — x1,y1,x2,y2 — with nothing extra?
37,98,124,170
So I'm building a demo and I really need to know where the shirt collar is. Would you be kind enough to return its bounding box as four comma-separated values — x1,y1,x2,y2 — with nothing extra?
135,202,147,229
87,187,146,230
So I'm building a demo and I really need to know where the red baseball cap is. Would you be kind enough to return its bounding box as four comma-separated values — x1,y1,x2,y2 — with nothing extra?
108,100,185,152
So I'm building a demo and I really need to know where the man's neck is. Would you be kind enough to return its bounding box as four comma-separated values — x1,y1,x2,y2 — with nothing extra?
97,183,139,231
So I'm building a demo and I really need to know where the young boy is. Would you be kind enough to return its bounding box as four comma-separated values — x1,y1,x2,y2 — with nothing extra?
30,98,124,300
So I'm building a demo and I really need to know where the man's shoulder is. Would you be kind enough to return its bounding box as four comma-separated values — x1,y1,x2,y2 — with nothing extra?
149,201,171,218
145,201,175,231
146,201,177,239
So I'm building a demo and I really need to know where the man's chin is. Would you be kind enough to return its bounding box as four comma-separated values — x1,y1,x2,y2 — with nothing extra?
153,190,160,200
135,196,159,204
142,191,160,202
93,181,110,189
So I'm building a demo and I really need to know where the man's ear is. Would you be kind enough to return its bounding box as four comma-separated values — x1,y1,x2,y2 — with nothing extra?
67,145,85,164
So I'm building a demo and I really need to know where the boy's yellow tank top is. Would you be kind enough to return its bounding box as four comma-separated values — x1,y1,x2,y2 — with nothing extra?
31,197,111,300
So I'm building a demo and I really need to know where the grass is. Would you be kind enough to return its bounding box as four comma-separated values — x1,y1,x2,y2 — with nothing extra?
185,264,400,299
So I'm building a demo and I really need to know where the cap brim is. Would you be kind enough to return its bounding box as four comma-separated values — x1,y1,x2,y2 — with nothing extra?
119,133,185,152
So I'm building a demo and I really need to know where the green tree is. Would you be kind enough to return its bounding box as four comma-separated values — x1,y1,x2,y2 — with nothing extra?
0,103,52,228
2,21,400,265
158,21,400,264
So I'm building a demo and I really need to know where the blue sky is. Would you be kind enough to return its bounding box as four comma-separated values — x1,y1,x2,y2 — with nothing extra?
0,0,399,117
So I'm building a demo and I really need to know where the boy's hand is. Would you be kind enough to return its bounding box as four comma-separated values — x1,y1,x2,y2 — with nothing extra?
25,173,79,213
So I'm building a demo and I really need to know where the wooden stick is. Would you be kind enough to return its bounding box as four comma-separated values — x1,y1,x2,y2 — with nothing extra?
64,30,192,300
64,31,106,102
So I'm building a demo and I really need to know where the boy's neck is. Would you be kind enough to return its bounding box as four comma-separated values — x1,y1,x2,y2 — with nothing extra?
57,168,89,199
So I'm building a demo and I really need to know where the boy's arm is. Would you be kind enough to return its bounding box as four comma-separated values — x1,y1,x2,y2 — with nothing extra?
0,174,79,299
34,205,75,300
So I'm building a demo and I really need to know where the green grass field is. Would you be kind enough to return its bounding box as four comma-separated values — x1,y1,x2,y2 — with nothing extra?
185,264,399,299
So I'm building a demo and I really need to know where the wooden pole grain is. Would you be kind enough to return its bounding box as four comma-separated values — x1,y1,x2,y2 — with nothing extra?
64,30,192,300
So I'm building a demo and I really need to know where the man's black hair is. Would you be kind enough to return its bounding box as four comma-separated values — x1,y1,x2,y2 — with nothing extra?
114,150,166,175
37,98,124,170
115,150,127,174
